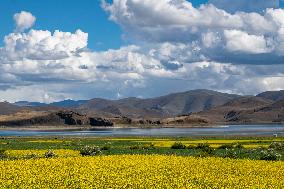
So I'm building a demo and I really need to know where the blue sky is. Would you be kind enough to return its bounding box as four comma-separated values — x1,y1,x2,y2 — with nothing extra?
0,0,284,102
0,0,282,50
0,0,124,50
0,0,210,51
1,0,284,49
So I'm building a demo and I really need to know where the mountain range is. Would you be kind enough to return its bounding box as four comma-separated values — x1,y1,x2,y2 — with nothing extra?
0,89,283,126
12,89,240,118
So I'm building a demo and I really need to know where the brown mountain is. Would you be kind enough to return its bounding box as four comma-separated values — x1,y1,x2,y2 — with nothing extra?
0,102,24,115
196,96,283,124
2,89,284,126
0,110,113,127
257,90,284,101
78,89,239,118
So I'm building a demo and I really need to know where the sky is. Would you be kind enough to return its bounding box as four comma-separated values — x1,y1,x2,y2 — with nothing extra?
0,0,284,103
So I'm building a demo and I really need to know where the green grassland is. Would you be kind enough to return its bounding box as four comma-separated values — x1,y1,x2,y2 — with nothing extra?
1,136,284,160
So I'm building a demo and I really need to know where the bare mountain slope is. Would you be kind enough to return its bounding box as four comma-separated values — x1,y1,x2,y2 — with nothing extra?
3,89,284,126
0,102,24,115
257,90,284,101
196,96,283,123
78,89,239,118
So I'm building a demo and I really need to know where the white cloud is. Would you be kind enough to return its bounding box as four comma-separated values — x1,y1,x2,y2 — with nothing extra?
0,30,283,102
102,0,284,60
1,29,88,60
13,11,36,32
0,4,284,102
103,0,273,37
224,30,272,54
201,32,221,48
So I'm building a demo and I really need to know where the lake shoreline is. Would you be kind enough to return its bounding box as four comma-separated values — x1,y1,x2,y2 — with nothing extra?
0,123,283,132
0,124,283,137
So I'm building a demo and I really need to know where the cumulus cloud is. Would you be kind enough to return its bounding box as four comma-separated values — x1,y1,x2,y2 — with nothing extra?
102,0,284,64
1,29,88,60
0,29,283,102
0,2,284,102
102,0,277,39
13,11,36,32
223,30,272,54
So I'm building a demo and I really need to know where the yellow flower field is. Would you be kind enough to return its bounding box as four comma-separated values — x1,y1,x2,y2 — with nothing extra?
134,140,271,148
105,138,284,148
0,155,283,188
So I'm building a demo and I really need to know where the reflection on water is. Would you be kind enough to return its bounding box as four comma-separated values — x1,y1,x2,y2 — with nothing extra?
0,125,284,137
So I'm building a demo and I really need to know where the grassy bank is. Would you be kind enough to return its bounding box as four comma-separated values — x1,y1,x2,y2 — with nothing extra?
0,136,283,160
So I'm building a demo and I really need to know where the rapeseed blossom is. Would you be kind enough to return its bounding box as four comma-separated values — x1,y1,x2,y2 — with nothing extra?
0,155,283,188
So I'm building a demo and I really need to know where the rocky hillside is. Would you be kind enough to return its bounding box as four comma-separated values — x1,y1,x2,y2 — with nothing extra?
0,102,24,115
4,89,284,126
257,90,284,101
196,96,283,124
0,110,113,127
78,89,239,118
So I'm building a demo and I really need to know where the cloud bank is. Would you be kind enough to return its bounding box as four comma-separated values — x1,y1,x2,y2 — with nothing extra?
102,0,284,62
0,2,284,102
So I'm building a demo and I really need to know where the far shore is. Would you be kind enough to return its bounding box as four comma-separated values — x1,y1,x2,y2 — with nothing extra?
0,125,92,131
0,124,214,131
0,122,283,132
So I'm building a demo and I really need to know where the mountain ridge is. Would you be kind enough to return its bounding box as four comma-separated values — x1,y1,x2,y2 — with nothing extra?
77,89,240,118
1,89,282,126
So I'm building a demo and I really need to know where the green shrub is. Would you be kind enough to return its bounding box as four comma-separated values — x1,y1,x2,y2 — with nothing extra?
218,143,234,149
186,145,196,149
44,150,57,158
195,143,210,149
259,149,281,161
80,146,102,156
196,148,215,157
203,146,214,154
101,146,110,150
234,143,244,149
223,149,238,159
195,143,214,154
142,143,155,150
171,142,186,149
129,145,140,150
269,142,284,151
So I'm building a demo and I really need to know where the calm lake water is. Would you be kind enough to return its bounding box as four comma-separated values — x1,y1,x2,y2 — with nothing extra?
0,125,284,137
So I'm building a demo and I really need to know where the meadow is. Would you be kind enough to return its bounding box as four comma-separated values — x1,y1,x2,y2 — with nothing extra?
1,136,284,160
0,136,284,188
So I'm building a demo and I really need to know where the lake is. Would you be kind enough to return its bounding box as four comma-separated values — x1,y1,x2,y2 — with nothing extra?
0,124,284,137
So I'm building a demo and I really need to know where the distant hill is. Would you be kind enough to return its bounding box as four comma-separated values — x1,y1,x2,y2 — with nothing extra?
14,101,47,107
50,99,88,107
14,99,88,108
0,102,24,115
0,110,113,127
222,96,274,109
257,90,284,101
78,89,239,118
196,96,283,123
8,89,284,125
